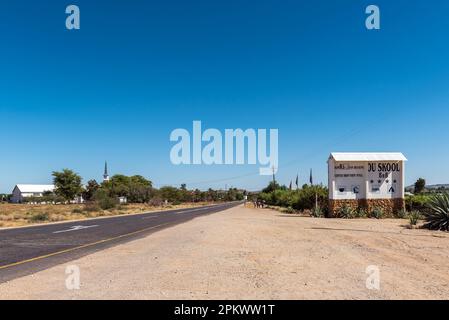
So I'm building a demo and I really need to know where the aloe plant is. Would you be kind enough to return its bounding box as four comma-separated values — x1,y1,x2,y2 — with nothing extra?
355,208,368,218
370,207,384,219
408,211,421,226
423,193,449,231
338,205,354,219
311,206,324,218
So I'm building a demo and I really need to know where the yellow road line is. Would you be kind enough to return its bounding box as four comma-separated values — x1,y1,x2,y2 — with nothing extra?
0,222,172,270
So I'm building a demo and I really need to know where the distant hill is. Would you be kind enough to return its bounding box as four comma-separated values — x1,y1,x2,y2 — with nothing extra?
405,184,449,192
426,184,449,190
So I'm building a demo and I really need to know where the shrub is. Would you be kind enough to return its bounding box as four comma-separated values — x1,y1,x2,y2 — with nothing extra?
355,208,368,218
99,198,117,210
311,206,324,218
30,212,49,222
283,206,295,214
84,203,100,212
422,193,449,231
148,197,164,206
338,205,355,219
405,194,432,212
93,189,117,210
371,207,384,219
72,208,83,214
408,211,421,226
396,209,408,219
258,185,329,212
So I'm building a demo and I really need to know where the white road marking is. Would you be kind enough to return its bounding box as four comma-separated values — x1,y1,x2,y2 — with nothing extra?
53,225,99,234
182,208,207,213
142,216,159,220
176,209,199,214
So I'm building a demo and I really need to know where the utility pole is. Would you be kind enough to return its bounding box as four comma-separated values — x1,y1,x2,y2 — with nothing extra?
272,166,276,185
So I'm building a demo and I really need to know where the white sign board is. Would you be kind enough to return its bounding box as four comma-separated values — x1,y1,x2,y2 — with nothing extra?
328,155,405,200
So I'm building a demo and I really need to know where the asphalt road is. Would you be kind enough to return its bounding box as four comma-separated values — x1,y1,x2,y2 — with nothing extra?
0,202,241,283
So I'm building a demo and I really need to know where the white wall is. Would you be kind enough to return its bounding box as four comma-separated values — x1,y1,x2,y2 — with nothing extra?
10,187,44,203
329,159,405,200
11,186,22,203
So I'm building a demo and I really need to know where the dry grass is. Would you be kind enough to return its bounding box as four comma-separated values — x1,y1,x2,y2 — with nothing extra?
0,202,214,228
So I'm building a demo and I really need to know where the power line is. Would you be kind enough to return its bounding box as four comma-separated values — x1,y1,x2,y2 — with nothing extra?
158,126,364,187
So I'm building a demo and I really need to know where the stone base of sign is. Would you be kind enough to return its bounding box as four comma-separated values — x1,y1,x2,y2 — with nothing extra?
328,198,405,218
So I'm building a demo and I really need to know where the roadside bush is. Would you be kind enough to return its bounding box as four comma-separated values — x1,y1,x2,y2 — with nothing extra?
84,202,100,212
93,189,117,210
408,211,421,226
405,194,432,212
371,207,384,219
355,208,368,218
279,206,295,214
72,208,83,214
258,185,328,212
30,212,49,222
284,206,295,214
338,205,355,219
148,197,164,206
311,206,324,218
396,209,408,219
422,193,449,231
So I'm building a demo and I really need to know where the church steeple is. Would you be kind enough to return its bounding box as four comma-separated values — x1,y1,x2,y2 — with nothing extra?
103,161,110,182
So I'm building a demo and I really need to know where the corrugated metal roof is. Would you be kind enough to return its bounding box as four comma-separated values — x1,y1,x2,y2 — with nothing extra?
15,184,55,193
330,152,407,162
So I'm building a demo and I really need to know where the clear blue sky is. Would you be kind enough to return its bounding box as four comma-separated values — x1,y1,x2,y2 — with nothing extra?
1,0,449,193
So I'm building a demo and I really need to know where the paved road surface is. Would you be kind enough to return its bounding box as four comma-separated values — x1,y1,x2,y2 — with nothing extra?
0,202,240,283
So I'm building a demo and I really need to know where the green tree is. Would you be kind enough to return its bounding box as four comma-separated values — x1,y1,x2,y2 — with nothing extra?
129,175,152,188
93,188,117,210
104,174,130,197
193,189,202,202
103,174,153,203
206,188,220,201
414,178,426,194
0,194,11,202
52,169,83,202
262,181,281,193
258,185,328,211
159,186,182,203
83,179,100,201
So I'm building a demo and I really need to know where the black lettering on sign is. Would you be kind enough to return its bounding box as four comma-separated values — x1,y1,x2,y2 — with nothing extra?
375,163,400,172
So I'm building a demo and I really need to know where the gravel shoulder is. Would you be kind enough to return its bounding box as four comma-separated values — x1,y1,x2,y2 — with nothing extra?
1,205,449,300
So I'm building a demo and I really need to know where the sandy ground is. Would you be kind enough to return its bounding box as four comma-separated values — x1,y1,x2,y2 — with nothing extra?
1,205,449,300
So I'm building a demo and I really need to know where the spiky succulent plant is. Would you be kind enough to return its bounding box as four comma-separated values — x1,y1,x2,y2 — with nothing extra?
423,193,449,231
338,205,354,219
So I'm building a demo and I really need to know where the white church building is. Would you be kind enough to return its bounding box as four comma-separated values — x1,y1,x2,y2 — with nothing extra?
11,184,55,203
10,161,112,204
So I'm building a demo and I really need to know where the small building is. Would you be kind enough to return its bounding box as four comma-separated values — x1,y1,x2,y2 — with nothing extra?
328,152,407,217
11,184,55,203
118,196,127,204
